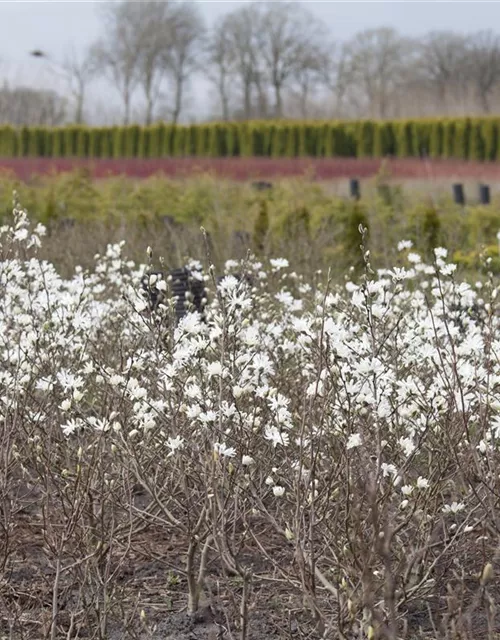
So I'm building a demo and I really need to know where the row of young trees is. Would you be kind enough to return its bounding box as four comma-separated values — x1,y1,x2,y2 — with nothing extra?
1,118,499,161
2,1,500,125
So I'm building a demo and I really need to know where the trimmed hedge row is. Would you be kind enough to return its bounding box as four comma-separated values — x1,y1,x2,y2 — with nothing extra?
0,118,499,160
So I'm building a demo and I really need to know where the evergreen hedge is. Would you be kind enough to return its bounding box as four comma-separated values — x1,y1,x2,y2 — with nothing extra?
1,118,500,160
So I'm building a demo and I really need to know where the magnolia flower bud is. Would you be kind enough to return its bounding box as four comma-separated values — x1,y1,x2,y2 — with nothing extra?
481,563,494,585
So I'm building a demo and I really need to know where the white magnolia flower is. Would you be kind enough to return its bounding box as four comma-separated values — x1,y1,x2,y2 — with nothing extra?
60,399,72,412
440,263,457,276
167,436,185,456
381,463,397,478
270,258,289,270
442,501,466,515
36,378,53,392
61,419,81,437
273,485,285,497
434,247,448,259
416,477,429,489
346,433,362,450
214,442,236,458
397,240,413,251
206,361,223,378
242,455,254,466
264,426,289,448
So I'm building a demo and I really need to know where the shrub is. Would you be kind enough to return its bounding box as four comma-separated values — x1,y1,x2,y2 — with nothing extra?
3,201,500,639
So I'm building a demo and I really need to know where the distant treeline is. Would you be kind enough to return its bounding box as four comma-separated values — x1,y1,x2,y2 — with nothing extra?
0,119,499,161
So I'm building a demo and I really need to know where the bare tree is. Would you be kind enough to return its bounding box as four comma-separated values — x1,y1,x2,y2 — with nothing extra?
416,31,470,111
135,1,172,125
90,1,148,125
62,46,98,124
222,4,265,120
344,27,414,119
331,44,361,118
204,20,236,121
162,2,205,125
256,2,329,118
468,30,500,113
288,43,331,118
0,84,67,125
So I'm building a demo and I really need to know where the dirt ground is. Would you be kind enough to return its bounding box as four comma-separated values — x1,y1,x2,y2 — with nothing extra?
3,507,500,640
1,503,320,640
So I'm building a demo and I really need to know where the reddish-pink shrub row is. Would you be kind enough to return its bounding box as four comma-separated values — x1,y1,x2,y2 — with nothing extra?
0,157,499,181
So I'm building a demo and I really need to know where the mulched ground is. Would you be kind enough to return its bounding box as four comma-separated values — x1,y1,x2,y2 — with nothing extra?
1,498,321,640
0,156,500,182
3,508,500,639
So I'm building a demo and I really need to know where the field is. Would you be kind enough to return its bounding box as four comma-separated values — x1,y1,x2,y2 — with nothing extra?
1,168,500,639
0,166,499,279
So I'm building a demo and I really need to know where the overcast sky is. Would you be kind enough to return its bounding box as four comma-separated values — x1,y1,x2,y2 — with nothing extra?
1,1,500,122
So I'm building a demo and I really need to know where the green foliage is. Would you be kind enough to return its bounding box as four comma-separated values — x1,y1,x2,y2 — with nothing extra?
357,120,375,157
429,121,443,159
1,169,500,280
77,127,90,158
453,244,500,274
396,121,411,158
481,118,497,161
52,128,64,157
64,127,77,157
253,199,270,253
89,128,101,158
422,205,442,255
468,119,484,162
277,205,311,241
1,118,500,160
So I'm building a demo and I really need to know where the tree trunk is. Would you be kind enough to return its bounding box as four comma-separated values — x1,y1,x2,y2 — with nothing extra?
218,75,229,120
75,94,84,124
479,88,491,114
274,82,282,118
222,94,229,121
243,80,252,120
172,76,183,125
145,96,153,125
123,88,130,126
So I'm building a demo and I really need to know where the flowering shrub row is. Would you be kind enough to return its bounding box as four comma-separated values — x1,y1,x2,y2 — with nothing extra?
1,201,500,638
0,116,499,160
